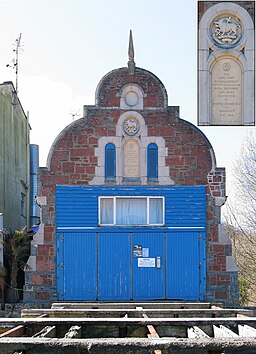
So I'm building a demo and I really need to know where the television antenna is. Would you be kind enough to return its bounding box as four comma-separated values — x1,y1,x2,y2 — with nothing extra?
6,33,23,94
70,109,81,122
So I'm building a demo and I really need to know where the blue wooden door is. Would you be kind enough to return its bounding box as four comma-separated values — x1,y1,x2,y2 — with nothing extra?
98,232,130,300
166,231,205,300
57,232,96,300
132,232,165,300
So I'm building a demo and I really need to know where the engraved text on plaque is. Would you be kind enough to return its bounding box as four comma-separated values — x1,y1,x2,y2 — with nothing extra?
211,58,242,124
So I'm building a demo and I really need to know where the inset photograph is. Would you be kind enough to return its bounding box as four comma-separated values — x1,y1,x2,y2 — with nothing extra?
198,1,255,126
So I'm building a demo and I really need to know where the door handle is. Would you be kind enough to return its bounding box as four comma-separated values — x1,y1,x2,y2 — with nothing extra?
156,256,161,269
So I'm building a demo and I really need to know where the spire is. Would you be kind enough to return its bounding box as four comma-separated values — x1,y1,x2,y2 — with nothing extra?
128,30,135,75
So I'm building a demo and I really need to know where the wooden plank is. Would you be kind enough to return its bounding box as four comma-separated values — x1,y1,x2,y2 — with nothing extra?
0,312,48,338
142,312,162,354
0,325,25,337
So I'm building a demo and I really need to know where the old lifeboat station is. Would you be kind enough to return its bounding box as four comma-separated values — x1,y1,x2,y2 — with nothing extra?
24,32,238,305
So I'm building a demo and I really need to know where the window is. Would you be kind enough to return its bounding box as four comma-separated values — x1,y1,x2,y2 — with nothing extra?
105,143,116,179
99,196,164,226
147,143,158,179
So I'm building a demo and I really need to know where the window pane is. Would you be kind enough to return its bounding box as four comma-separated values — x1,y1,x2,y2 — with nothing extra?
100,198,114,224
147,143,158,178
149,198,163,224
105,144,116,178
116,198,147,225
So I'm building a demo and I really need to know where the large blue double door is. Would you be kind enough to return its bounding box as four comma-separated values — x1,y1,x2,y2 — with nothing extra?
57,230,205,301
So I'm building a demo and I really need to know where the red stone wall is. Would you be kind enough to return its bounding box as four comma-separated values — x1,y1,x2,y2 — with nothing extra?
97,67,167,108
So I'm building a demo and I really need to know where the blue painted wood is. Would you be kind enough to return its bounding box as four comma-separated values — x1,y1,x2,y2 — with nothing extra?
166,231,205,300
132,232,165,300
98,232,130,300
62,232,96,300
56,185,206,229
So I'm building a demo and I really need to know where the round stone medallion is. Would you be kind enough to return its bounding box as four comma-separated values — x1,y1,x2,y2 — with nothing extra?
210,16,242,46
124,91,139,107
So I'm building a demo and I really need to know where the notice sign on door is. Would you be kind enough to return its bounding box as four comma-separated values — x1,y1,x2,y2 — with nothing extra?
138,258,155,268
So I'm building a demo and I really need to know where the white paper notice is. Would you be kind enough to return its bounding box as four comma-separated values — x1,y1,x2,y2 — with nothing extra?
142,248,149,257
138,258,155,268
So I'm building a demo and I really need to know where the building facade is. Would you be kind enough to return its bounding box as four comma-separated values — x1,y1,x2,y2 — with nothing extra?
24,35,239,304
0,82,31,231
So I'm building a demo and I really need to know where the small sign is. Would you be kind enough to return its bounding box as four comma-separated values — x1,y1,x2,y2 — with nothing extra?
138,258,155,268
142,248,149,257
133,245,142,257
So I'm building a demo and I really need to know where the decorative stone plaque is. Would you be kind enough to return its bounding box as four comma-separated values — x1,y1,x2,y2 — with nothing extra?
123,117,140,136
123,139,140,177
210,16,242,46
212,59,242,124
198,1,255,125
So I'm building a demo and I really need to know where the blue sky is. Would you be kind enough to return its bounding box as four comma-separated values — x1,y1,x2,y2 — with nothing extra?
0,0,254,199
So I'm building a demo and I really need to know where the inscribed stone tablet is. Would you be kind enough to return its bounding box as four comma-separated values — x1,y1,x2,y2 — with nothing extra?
211,58,242,125
123,139,140,177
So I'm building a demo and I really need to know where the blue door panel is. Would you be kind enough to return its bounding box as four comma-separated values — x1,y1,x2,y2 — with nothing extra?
166,232,200,300
63,232,96,300
98,233,130,300
57,229,205,301
132,232,165,300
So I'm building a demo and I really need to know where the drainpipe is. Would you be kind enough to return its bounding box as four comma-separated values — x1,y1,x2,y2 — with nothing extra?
26,111,30,230
0,213,3,266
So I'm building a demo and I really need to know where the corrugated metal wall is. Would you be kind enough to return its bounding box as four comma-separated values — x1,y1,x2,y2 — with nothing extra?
166,231,206,300
98,232,130,300
56,185,206,229
56,185,206,301
132,232,165,300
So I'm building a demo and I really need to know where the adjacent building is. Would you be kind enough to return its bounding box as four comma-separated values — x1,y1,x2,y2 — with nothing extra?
0,82,31,231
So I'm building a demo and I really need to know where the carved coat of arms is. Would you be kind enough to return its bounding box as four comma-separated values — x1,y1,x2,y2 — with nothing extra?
211,17,242,45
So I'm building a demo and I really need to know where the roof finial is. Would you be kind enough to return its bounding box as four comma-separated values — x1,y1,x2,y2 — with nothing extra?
128,30,135,75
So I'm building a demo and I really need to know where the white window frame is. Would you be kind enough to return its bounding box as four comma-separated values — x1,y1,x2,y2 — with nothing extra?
98,196,165,226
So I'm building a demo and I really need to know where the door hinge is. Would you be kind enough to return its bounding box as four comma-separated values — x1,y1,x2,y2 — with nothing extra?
198,234,202,240
199,263,202,269
59,263,64,269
